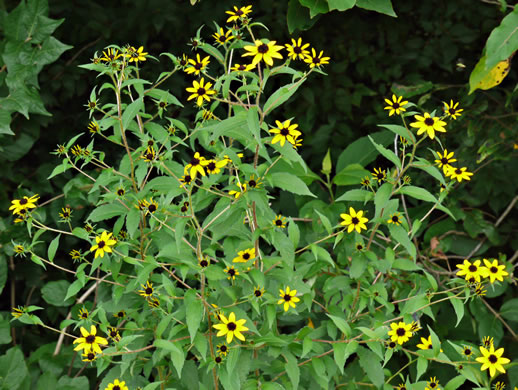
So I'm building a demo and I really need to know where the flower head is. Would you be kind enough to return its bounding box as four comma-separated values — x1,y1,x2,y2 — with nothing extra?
90,231,117,259
384,94,408,116
9,194,39,215
114,310,126,319
482,336,494,349
186,78,217,106
138,281,154,297
125,46,148,63
247,175,262,189
269,119,302,147
417,335,433,350
141,146,156,163
105,379,129,390
253,286,265,298
213,28,234,45
100,48,121,63
387,213,402,226
242,39,283,67
372,168,386,184
11,306,25,318
444,100,464,120
456,259,489,283
224,265,239,280
476,345,510,377
233,248,255,263
273,215,287,228
285,38,310,60
225,5,252,23
340,207,369,233
141,198,158,215
410,112,447,139
277,286,300,312
73,325,108,354
446,166,473,182
185,54,210,75
213,312,249,343
304,48,330,68
425,376,440,390
205,158,227,175
482,259,508,283
388,321,412,345
184,152,209,179
108,327,121,342
462,346,473,359
88,120,100,134
435,149,457,174
59,207,72,222
217,343,229,356
82,351,97,362
78,307,89,320
231,63,255,72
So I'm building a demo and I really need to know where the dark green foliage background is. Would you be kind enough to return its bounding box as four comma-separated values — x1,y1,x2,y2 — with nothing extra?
1,0,518,388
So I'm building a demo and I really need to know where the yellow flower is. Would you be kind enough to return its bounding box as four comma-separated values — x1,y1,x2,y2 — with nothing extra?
269,119,302,147
78,307,89,320
446,166,473,182
125,46,148,63
476,345,510,377
371,167,386,183
388,321,412,345
410,112,447,139
425,376,440,390
184,151,209,179
456,259,489,283
434,149,456,174
482,259,509,283
304,48,330,68
224,265,239,280
384,94,408,116
233,248,256,263
88,120,100,134
387,213,402,226
82,350,97,362
216,343,229,356
417,335,433,350
273,215,287,228
443,100,464,120
231,63,255,72
90,231,117,259
253,286,265,298
186,77,217,106
213,312,249,343
59,207,72,222
100,47,121,62
285,38,310,60
340,207,369,233
105,379,129,390
141,146,156,162
205,158,227,175
141,198,158,215
138,281,154,297
9,194,39,215
247,175,262,189
277,286,300,312
462,345,473,359
213,27,234,45
242,39,284,67
108,327,121,342
229,183,247,198
11,306,24,318
73,325,108,354
225,5,252,23
185,54,210,75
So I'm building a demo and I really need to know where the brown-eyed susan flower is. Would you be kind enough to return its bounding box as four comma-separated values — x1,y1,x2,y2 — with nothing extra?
388,321,413,345
387,213,402,226
88,120,100,134
482,336,494,349
482,259,509,283
355,243,365,252
231,63,255,72
456,259,489,282
13,245,26,257
292,134,303,149
473,283,487,297
476,345,511,377
387,340,397,349
199,256,210,268
213,28,234,45
116,187,125,197
435,149,457,174
186,78,217,106
269,119,302,147
100,48,121,62
59,207,72,222
278,286,300,312
445,166,473,182
141,146,156,162
202,109,216,121
285,38,310,60
9,194,39,215
384,94,408,116
253,286,265,298
178,54,190,69
78,308,89,320
304,48,330,68
229,183,246,198
180,201,190,213
141,198,158,215
215,355,224,364
360,176,371,188
205,159,227,175
462,346,474,359
213,312,249,343
84,223,94,233
125,46,148,63
86,99,97,111
247,175,262,189
444,100,464,120
396,384,408,390
340,207,369,233
273,215,287,228
148,297,160,308
410,112,447,140
179,174,194,188
242,39,283,67
409,321,421,334
233,248,255,263
494,382,506,390
118,230,128,241
82,351,97,362
224,265,239,280
114,310,126,319
417,335,433,350
372,167,386,184
90,231,117,259
425,376,440,390
216,343,229,356
138,281,154,297
13,208,29,223
105,379,129,390
185,54,210,76
185,152,209,179
73,325,108,354
11,306,25,318
225,5,252,23
108,327,121,342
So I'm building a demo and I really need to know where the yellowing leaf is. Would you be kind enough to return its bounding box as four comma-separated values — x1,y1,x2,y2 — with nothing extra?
477,59,511,90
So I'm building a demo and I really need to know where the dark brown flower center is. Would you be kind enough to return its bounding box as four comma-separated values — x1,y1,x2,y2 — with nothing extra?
238,65,246,70
110,330,117,337
392,102,400,108
489,354,498,363
197,88,206,95
254,290,262,297
117,189,125,196
98,241,105,248
87,353,95,360
396,328,406,336
284,294,291,301
449,108,456,114
455,168,462,174
159,102,166,108
258,44,269,54
243,253,250,260
215,356,222,363
227,322,236,331
145,287,153,294
236,9,243,16
441,157,448,164
357,245,363,250
468,265,477,272
20,198,28,205
228,269,235,276
194,63,203,70
312,57,320,64
490,266,498,273
280,128,289,136
351,217,359,225
81,313,88,318
200,260,208,267
86,335,96,344
294,47,302,53
275,219,283,226
207,162,216,171
148,204,157,213
392,216,399,222
220,345,227,352
424,118,435,126
249,180,257,187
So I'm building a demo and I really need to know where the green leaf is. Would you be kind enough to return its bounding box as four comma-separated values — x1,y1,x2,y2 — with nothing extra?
269,172,316,197
448,294,465,327
121,97,144,130
374,182,392,219
356,0,397,17
88,203,128,222
263,79,305,115
500,298,518,322
368,135,401,169
154,339,185,377
287,0,316,33
358,346,384,387
413,157,446,186
0,315,12,345
35,36,72,66
416,356,428,381
47,234,60,262
444,375,467,390
392,258,421,271
206,111,252,146
333,341,358,374
326,314,351,336
333,163,370,186
335,189,374,202
288,219,300,248
336,130,393,171
388,224,416,259
0,109,14,135
41,280,74,307
285,353,300,390
247,106,262,144
397,185,437,203
299,0,329,18
272,230,295,268
485,7,518,70
0,347,28,389
0,256,7,296
328,0,356,11
184,289,203,342
377,124,415,144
